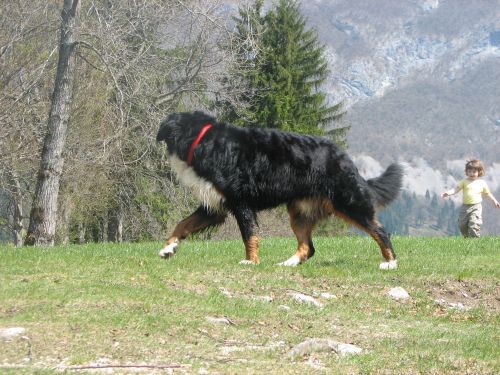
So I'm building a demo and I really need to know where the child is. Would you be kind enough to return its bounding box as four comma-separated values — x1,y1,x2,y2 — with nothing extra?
441,159,500,237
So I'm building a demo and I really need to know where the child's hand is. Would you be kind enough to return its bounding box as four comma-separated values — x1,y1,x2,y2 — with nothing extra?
442,187,459,198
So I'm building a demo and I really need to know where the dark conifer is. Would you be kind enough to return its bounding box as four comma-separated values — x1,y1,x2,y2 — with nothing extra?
222,0,347,143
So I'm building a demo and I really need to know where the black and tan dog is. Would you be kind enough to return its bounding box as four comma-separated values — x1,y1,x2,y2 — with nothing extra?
157,111,403,269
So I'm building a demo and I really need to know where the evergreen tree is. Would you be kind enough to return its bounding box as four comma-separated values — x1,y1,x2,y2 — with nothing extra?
430,193,438,209
222,0,347,143
437,202,447,229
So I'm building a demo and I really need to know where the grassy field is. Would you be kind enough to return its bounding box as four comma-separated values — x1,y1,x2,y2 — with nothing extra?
0,236,499,374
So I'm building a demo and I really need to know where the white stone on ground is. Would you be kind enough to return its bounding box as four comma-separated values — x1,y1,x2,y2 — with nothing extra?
288,292,324,308
0,327,26,339
388,287,410,300
287,338,362,357
239,259,257,265
206,316,234,325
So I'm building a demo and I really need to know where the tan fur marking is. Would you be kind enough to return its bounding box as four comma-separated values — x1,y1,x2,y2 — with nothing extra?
244,235,260,264
288,204,316,261
294,242,311,261
170,215,201,241
370,219,395,261
371,232,395,262
379,246,396,261
294,198,333,221
322,199,335,215
164,236,179,247
165,209,226,248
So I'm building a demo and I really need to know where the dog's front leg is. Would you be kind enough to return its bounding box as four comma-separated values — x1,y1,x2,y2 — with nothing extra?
279,202,319,266
159,206,226,258
159,238,180,258
233,206,260,265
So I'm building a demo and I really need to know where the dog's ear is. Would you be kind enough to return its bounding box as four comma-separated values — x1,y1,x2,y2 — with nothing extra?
157,113,180,142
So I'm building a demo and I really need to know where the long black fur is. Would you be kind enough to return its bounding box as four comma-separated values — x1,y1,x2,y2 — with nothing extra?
157,111,403,263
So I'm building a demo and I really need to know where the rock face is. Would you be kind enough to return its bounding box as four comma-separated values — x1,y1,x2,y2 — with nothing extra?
304,0,499,106
301,0,499,166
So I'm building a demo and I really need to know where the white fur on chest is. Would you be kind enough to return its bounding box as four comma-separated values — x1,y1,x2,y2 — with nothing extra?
170,155,225,212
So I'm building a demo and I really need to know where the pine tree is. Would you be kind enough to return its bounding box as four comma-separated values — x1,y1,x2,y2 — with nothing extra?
222,0,347,143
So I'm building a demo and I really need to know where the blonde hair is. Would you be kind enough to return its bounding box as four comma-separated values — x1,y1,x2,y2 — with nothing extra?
465,159,485,177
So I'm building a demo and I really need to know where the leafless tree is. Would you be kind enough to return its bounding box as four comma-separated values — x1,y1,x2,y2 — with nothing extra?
25,0,82,246
0,1,59,245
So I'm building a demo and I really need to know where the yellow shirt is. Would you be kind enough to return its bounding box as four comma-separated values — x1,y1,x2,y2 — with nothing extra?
459,179,491,205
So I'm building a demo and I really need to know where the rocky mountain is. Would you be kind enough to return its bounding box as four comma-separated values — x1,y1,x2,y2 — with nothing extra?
299,0,500,234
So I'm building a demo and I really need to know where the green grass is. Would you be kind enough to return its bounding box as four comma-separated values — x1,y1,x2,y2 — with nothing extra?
1,236,499,374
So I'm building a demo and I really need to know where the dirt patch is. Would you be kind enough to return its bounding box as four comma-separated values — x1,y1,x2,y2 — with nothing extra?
429,279,500,312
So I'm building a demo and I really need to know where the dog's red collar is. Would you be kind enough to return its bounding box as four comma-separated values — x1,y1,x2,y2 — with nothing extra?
187,123,213,165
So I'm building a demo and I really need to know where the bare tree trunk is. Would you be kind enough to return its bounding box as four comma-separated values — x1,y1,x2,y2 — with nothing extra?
57,194,72,245
77,222,86,244
25,0,81,246
108,207,123,243
99,217,108,242
11,177,24,247
3,169,25,246
13,204,24,246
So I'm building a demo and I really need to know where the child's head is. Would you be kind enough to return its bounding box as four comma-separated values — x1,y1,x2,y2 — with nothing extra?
465,159,485,177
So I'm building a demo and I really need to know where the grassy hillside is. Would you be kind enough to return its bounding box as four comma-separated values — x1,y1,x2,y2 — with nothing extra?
1,237,499,374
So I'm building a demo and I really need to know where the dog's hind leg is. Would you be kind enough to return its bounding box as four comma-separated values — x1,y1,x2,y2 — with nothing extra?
278,201,318,266
232,206,260,265
369,224,398,270
358,218,397,269
159,205,227,258
335,209,397,270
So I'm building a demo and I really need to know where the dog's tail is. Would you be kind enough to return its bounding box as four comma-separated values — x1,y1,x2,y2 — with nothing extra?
367,163,404,208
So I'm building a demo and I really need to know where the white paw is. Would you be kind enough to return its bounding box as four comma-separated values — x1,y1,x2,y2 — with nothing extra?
379,260,398,270
159,242,178,258
239,259,257,265
278,255,302,267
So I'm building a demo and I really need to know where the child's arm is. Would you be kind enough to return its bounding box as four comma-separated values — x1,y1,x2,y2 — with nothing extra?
485,191,500,208
441,186,461,198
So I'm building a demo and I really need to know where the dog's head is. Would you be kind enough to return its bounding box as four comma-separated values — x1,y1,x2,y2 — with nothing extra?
157,111,216,144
